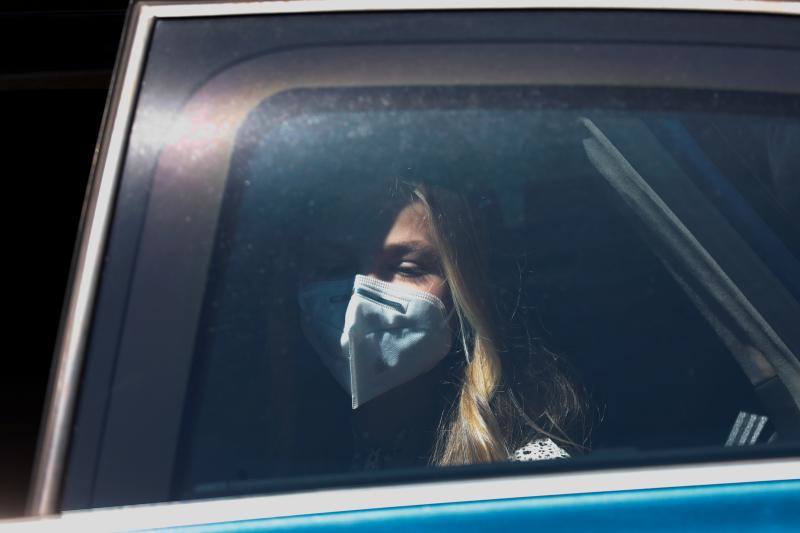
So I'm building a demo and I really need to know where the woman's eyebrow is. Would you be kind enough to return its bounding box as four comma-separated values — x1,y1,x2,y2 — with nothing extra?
382,241,437,257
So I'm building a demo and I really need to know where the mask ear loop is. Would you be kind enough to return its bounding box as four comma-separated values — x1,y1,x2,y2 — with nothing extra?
450,305,472,365
440,278,471,365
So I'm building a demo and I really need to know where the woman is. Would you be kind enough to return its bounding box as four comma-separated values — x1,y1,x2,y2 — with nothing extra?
297,178,588,469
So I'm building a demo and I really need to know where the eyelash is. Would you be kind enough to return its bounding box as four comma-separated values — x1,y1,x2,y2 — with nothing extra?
395,262,428,278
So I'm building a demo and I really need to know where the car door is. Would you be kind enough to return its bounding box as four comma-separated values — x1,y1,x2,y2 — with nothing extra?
17,1,800,531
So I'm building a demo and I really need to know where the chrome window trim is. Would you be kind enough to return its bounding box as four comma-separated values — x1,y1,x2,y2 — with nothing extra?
29,0,800,518
14,457,800,531
27,2,156,517
145,0,800,18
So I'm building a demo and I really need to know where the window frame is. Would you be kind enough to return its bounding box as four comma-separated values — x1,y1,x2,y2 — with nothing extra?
29,0,800,519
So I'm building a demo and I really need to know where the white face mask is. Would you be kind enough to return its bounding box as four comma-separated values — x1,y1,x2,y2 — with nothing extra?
298,274,452,409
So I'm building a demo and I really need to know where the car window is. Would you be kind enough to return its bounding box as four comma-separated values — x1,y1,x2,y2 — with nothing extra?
59,8,800,510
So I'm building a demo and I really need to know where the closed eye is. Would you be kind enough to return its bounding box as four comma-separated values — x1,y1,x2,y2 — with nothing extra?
395,261,430,278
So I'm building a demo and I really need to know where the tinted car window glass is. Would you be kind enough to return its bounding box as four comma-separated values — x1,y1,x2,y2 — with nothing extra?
62,10,800,510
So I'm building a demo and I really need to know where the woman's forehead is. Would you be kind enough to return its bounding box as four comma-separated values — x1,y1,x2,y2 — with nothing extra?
383,203,432,247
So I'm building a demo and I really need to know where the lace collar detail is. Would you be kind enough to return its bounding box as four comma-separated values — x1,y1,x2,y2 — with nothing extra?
511,438,570,461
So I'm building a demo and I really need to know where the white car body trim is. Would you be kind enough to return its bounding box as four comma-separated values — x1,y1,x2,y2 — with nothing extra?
10,457,800,531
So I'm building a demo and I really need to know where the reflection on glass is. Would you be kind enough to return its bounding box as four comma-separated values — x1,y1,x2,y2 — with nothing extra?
170,89,800,501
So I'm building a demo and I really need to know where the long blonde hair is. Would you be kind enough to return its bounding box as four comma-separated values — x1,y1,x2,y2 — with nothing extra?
402,182,588,465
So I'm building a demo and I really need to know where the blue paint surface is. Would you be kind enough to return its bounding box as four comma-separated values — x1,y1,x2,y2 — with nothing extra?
161,479,800,532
